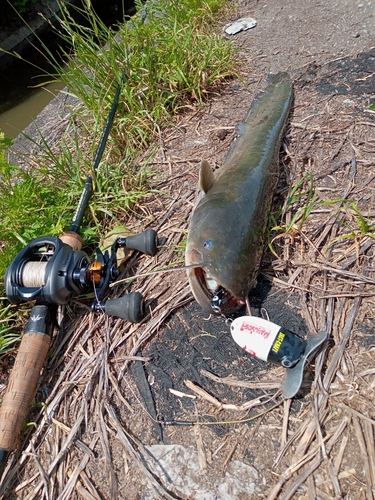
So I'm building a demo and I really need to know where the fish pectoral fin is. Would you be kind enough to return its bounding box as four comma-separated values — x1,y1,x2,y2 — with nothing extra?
199,160,215,194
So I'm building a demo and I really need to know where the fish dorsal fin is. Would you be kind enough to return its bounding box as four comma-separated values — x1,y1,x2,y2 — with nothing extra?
199,160,215,194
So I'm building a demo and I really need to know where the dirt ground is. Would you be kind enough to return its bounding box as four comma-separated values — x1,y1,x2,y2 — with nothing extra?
1,0,375,499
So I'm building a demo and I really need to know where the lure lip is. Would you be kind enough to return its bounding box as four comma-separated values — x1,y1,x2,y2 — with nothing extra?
281,331,328,399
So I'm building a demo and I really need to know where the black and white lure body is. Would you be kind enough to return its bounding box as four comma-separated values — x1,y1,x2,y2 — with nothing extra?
230,315,327,398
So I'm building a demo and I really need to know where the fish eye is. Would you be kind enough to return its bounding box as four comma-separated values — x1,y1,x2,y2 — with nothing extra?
203,240,213,250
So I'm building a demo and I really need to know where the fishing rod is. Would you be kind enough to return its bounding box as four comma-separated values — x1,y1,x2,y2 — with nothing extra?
0,69,158,480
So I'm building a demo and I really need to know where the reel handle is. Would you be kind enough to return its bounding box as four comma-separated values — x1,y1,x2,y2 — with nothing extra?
94,292,145,323
0,304,55,479
118,229,158,256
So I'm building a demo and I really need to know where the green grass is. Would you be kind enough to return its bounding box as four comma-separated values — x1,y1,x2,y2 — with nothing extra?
0,304,19,356
0,133,75,276
34,0,235,157
267,172,347,255
0,0,237,353
0,0,236,268
268,173,318,255
267,170,375,258
328,201,375,246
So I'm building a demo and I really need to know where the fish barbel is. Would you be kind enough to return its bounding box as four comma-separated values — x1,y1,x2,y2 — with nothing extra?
185,72,293,315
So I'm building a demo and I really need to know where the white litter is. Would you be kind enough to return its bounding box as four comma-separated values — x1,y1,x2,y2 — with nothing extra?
224,17,257,35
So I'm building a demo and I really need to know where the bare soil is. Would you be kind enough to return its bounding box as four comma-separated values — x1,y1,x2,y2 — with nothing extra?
1,0,375,499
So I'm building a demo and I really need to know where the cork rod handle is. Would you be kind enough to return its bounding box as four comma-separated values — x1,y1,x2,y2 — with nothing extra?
0,304,55,478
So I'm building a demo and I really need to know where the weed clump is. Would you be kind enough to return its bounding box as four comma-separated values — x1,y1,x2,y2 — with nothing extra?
44,0,236,154
0,134,73,277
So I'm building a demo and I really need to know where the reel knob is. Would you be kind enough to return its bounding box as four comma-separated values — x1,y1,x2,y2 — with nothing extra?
93,292,145,323
118,229,158,256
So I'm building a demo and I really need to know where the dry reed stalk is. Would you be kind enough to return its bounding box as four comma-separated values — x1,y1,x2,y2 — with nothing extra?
105,404,177,500
107,365,133,412
26,414,85,500
98,406,118,499
290,261,375,285
322,295,362,391
274,416,311,467
201,369,281,390
212,434,231,458
50,419,94,456
281,399,291,448
67,474,98,500
57,437,96,500
13,473,39,495
24,446,50,499
194,426,208,472
78,470,101,500
268,416,350,500
184,379,224,409
306,475,317,500
353,416,374,500
294,405,330,459
222,438,238,471
333,433,349,476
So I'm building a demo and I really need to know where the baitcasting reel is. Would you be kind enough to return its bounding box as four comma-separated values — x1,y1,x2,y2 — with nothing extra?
5,229,158,323
230,315,327,398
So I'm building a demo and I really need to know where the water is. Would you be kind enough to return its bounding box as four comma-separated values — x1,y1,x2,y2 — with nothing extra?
0,0,134,139
0,81,66,139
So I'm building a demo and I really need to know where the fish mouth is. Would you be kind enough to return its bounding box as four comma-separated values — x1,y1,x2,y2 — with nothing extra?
187,265,245,315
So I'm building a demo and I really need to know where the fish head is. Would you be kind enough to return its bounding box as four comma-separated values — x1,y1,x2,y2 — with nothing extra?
185,160,247,315
186,245,246,316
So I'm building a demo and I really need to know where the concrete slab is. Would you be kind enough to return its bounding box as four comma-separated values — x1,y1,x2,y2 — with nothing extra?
141,444,260,499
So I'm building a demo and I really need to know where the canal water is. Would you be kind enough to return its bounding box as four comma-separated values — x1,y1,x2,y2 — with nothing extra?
0,0,135,139
0,81,67,139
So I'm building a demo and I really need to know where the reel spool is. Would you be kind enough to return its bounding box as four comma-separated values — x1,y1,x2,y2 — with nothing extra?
230,315,327,398
5,237,88,305
5,229,158,323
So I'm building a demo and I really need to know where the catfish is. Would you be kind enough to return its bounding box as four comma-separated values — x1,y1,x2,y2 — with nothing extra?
185,72,293,315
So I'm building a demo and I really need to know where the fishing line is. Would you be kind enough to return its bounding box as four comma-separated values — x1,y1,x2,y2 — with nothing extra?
160,399,284,427
20,262,47,288
121,369,283,429
109,262,207,287
122,374,162,424
92,277,106,314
